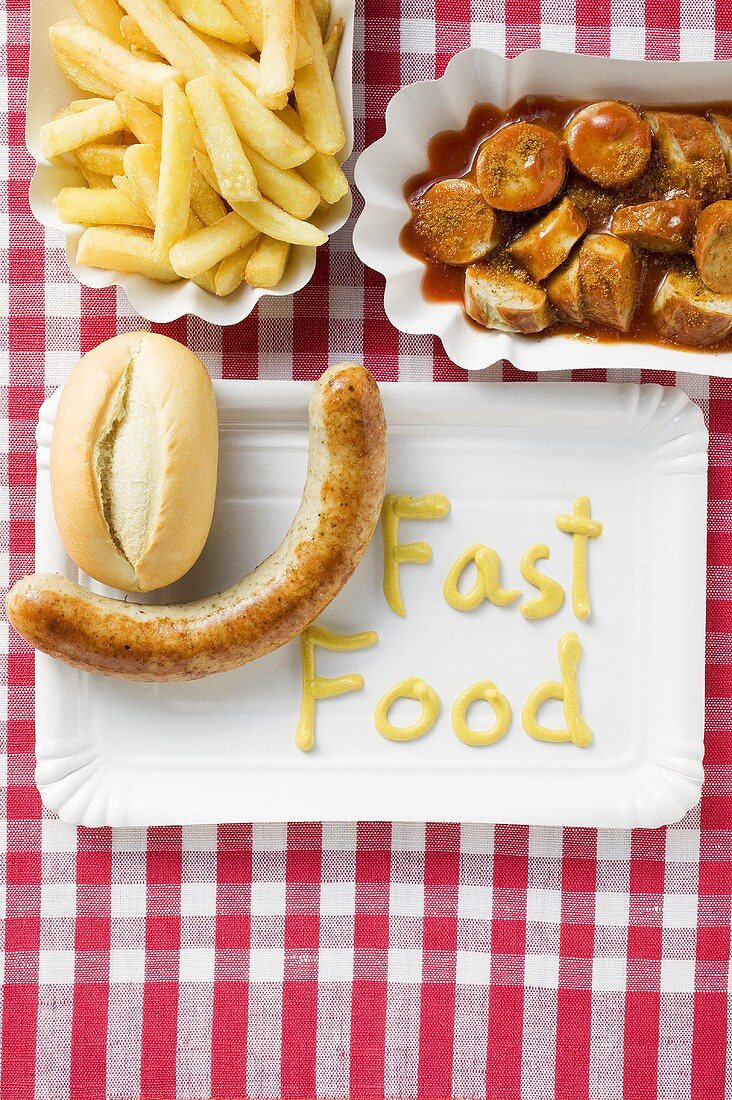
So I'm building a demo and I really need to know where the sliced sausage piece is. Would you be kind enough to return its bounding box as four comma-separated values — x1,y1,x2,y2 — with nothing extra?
694,200,732,293
709,113,732,175
475,122,566,212
410,178,501,265
564,101,651,188
508,197,588,281
651,268,732,346
610,197,699,253
464,261,552,333
644,111,728,203
546,251,585,324
578,233,641,332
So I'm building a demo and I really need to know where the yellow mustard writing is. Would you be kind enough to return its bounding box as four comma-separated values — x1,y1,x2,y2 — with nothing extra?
451,680,512,746
555,496,603,620
519,544,565,620
382,493,451,617
521,631,593,747
374,677,441,741
443,544,521,611
296,625,378,752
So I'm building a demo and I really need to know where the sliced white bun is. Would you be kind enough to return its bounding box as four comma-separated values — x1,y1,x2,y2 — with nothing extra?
51,330,219,593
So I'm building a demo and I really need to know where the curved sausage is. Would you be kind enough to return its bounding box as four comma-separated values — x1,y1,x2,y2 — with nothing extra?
475,122,566,212
508,196,587,281
564,101,651,188
464,261,552,333
644,111,728,203
611,197,699,253
694,200,732,293
6,363,387,682
410,178,501,265
651,268,732,347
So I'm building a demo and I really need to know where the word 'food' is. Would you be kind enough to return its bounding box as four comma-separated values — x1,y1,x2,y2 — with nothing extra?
295,627,592,751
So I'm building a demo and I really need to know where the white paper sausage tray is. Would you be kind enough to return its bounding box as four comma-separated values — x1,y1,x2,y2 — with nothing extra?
31,379,707,828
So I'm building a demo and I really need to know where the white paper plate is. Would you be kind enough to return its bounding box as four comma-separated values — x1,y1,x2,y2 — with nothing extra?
33,379,707,828
354,47,732,376
26,0,354,325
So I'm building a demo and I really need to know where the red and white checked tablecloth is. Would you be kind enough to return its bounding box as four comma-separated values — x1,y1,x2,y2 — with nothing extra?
3,1,732,1097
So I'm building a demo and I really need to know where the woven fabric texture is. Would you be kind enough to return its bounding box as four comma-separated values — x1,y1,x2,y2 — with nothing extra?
2,1,732,1097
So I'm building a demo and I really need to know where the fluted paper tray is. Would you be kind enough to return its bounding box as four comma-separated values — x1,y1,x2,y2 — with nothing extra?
33,380,707,828
354,48,732,375
26,0,354,325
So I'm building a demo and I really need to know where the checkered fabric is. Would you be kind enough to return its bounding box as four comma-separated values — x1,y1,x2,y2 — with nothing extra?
2,0,732,1097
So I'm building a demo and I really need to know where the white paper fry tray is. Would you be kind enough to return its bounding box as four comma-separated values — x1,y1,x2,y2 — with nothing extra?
353,47,732,376
26,0,354,325
33,380,708,829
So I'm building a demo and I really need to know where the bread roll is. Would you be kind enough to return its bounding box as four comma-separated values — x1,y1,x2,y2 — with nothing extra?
51,331,218,593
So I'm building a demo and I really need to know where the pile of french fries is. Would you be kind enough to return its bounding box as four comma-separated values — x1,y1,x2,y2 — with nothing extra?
40,0,349,295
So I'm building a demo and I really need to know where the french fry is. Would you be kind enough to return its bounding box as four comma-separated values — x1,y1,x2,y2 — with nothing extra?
193,147,219,189
53,44,120,97
245,235,290,287
50,20,183,107
278,104,348,204
242,143,319,218
41,100,124,158
69,97,114,111
72,0,126,45
214,236,259,295
169,211,259,278
185,75,259,204
120,14,160,53
298,152,348,204
123,143,189,227
117,94,225,223
222,0,314,65
54,185,151,226
112,172,143,206
293,0,345,155
310,0,330,36
122,142,164,216
190,265,218,293
154,80,195,260
257,0,296,110
115,91,162,144
190,165,229,225
323,17,343,75
191,33,259,90
168,0,250,46
220,0,262,47
131,46,161,62
119,0,212,81
77,225,180,280
120,142,216,291
54,101,109,122
119,0,313,167
190,266,217,293
232,196,327,246
76,142,128,176
81,166,116,188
